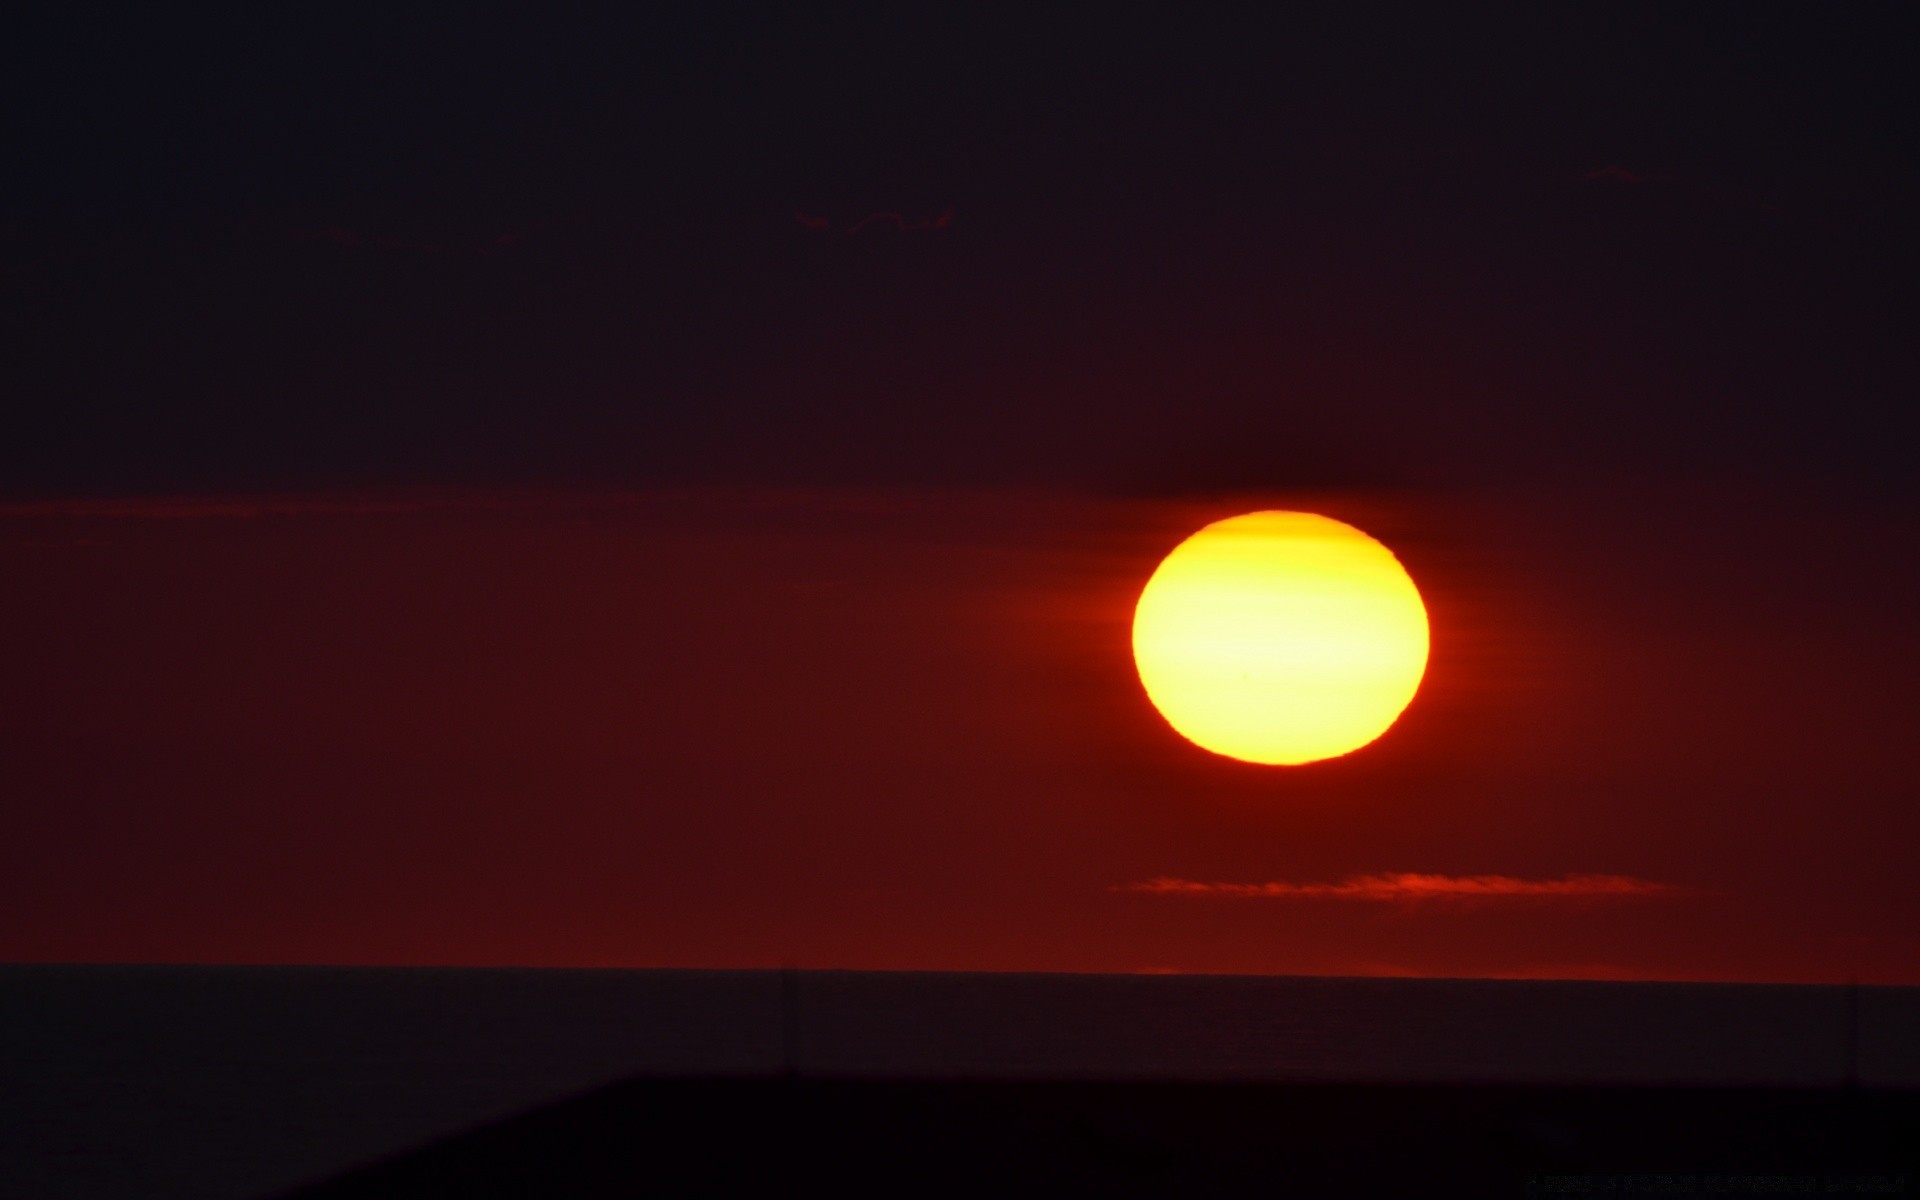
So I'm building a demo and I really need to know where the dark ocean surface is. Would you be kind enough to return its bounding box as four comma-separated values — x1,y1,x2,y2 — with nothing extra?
3,965,1917,1198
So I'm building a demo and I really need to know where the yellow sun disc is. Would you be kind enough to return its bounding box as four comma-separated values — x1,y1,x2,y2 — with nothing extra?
1131,511,1429,765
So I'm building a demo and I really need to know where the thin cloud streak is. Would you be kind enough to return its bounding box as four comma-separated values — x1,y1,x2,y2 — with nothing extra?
1117,873,1685,902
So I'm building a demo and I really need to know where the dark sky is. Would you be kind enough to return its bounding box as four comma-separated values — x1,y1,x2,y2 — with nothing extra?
2,6,1916,981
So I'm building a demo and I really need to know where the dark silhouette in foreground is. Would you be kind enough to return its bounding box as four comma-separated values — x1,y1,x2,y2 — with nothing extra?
285,1076,1918,1198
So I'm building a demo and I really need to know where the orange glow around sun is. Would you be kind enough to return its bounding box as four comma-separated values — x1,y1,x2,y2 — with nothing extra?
1131,511,1429,765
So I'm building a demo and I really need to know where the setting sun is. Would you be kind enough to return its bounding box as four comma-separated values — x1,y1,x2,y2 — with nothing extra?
1131,511,1430,765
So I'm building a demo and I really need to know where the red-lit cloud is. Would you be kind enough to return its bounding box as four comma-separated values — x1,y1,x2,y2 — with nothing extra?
1117,873,1684,903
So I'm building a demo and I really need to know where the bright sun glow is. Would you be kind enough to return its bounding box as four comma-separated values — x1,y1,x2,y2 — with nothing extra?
1131,511,1429,765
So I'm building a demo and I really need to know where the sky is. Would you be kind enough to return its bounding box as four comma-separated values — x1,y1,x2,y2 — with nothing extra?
2,6,1916,982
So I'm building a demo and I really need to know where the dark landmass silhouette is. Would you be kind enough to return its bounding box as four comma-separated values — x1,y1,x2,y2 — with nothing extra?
285,1077,1920,1198
5,966,1916,1199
